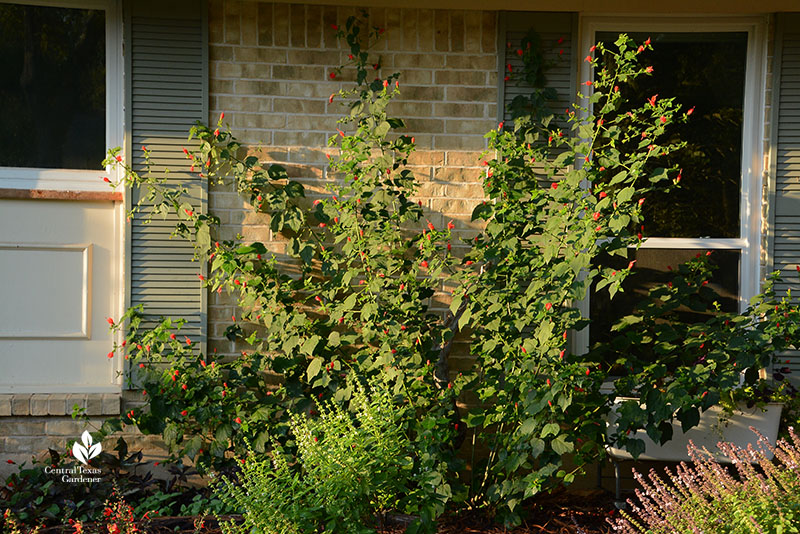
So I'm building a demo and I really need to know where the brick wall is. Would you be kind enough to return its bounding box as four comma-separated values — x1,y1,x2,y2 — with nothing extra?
206,1,498,369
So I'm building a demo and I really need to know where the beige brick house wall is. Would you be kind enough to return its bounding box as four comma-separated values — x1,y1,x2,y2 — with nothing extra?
206,1,498,370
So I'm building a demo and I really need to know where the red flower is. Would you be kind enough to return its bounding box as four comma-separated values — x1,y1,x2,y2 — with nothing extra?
584,55,592,62
557,37,564,44
545,302,552,311
329,72,336,79
585,368,591,376
598,192,607,199
686,106,695,116
383,79,389,89
170,333,176,340
648,94,658,107
583,80,592,86
507,63,512,72
551,182,558,190
107,351,114,359
185,337,192,346
592,212,601,221
234,417,242,424
427,221,435,231
644,37,651,46
645,66,654,73
331,24,338,30
139,363,145,369
103,177,111,183
220,112,225,121
447,220,455,230
185,209,193,217
420,260,429,269
182,384,187,390
115,155,122,162
516,49,523,56
590,45,597,52
213,128,220,137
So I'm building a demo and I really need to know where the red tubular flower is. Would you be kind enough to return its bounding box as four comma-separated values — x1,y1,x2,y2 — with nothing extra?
329,72,336,79
103,177,111,183
234,417,242,424
331,24,338,30
420,260,429,269
646,66,654,73
545,302,552,311
107,351,114,359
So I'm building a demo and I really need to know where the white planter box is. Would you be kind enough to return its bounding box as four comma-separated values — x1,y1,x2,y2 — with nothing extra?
606,399,783,463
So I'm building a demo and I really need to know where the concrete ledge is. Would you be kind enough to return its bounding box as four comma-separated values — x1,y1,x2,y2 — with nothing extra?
0,393,122,418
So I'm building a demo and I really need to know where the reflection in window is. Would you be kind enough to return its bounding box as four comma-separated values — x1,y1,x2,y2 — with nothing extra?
596,32,747,239
590,248,740,348
0,4,105,170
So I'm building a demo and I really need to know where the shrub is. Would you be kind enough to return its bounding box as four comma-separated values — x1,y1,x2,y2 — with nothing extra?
213,375,427,534
610,428,800,533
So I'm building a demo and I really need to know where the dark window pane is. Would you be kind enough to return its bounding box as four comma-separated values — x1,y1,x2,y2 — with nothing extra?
0,5,105,169
596,32,746,238
590,248,740,348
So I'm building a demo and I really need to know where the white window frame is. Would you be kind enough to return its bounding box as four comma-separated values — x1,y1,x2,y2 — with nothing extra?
0,0,123,191
575,15,768,353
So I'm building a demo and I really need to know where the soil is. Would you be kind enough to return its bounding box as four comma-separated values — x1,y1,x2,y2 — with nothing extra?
36,489,617,534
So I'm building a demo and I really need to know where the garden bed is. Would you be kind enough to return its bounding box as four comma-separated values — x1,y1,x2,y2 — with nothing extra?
32,490,615,534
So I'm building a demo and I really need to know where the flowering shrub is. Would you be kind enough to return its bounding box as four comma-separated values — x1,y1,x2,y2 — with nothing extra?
610,428,800,533
214,376,427,534
96,21,796,528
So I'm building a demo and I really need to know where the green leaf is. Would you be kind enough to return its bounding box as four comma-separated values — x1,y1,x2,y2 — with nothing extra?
306,357,323,381
541,422,560,438
300,335,321,356
550,435,573,455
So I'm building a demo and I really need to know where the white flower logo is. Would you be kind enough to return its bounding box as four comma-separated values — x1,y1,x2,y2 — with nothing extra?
72,431,102,466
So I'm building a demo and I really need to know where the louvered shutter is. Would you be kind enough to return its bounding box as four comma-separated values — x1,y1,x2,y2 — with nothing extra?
769,13,800,380
124,0,208,361
499,12,577,125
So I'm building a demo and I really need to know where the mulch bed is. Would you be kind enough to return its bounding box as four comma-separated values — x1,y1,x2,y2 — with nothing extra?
34,489,617,534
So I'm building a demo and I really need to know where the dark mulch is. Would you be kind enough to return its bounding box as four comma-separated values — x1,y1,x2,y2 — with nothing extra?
36,489,617,534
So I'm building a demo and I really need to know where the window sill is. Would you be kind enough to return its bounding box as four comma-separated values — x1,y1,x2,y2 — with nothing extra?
0,188,122,202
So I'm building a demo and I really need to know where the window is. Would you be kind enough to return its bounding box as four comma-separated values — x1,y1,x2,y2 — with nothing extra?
0,0,122,191
576,18,767,352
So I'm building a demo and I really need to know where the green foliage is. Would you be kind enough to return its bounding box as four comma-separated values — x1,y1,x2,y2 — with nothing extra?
610,428,800,533
214,376,428,534
94,22,800,530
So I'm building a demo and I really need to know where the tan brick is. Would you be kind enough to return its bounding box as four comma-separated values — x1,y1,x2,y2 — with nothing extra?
402,9,417,51
216,62,243,78
224,10,240,45
435,135,487,151
272,65,325,81
392,101,434,118
209,45,234,61
287,147,331,163
0,419,46,435
0,395,11,416
210,79,234,94
398,69,434,85
235,80,281,96
273,131,328,147
402,85,445,101
102,394,121,416
11,394,31,416
435,70,487,86
435,103,486,119
418,9,435,52
481,12,496,53
209,0,224,43
86,395,103,416
446,86,496,102
290,4,305,47
446,119,496,135
66,394,86,414
431,198,481,215
232,113,286,130
447,183,487,199
240,1,258,46
445,54,496,70
273,3,290,46
464,12,483,53
434,10,449,52
404,118,445,134
47,394,67,415
45,419,85,437
257,2,272,46
30,395,49,416
408,150,445,166
286,114,337,131
3,437,45,454
450,12,465,53
434,166,484,183
287,50,341,66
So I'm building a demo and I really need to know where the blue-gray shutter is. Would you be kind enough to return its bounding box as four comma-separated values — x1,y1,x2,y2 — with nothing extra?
124,0,208,356
769,13,800,380
499,12,577,125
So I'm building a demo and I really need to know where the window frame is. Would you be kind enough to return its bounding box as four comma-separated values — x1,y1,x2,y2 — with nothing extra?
0,0,123,191
575,15,768,353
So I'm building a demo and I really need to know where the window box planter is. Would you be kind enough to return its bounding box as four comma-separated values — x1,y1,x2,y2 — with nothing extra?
606,398,783,462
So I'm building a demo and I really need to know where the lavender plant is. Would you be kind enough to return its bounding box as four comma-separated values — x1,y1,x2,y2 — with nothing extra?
610,428,800,533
